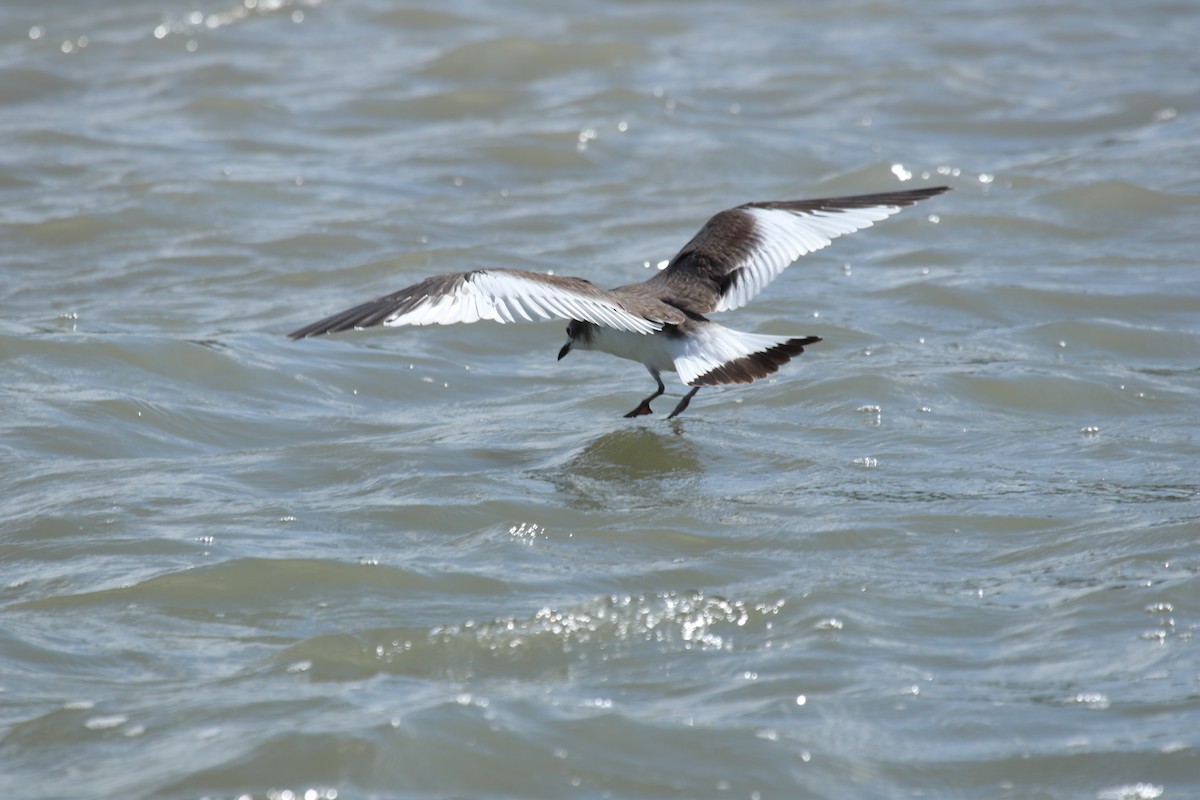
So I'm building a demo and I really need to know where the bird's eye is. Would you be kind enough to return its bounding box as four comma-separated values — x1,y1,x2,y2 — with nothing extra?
565,326,570,334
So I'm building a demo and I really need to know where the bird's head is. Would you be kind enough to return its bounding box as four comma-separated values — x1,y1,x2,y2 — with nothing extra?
558,320,592,361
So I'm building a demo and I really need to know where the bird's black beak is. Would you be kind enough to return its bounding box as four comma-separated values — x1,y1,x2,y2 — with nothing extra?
557,340,571,361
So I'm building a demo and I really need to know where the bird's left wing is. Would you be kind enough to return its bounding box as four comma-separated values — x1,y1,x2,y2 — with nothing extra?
288,268,661,339
645,186,949,314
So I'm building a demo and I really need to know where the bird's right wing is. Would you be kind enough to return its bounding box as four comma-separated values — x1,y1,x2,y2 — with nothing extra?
287,268,661,339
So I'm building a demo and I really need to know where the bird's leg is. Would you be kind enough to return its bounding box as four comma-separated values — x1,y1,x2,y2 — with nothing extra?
624,369,665,418
666,387,700,419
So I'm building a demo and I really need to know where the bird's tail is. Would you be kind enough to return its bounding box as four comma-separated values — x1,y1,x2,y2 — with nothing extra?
671,323,821,387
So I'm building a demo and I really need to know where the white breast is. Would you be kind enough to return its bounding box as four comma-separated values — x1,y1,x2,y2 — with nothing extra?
587,327,678,376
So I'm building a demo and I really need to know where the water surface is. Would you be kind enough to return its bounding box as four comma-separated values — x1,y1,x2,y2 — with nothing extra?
2,1,1198,798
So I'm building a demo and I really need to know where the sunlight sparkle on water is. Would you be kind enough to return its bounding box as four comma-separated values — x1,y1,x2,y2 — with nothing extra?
1073,691,1109,710
84,715,127,730
1097,784,1163,800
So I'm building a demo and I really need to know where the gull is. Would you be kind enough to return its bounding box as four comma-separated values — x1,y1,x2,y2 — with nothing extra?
288,186,949,418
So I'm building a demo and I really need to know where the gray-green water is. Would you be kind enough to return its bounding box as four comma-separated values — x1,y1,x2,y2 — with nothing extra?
2,1,1198,798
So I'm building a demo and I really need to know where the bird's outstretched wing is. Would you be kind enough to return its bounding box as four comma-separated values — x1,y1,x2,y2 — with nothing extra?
644,186,949,314
288,268,661,340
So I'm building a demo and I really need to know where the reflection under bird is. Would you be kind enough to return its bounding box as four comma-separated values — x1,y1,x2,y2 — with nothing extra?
288,186,949,418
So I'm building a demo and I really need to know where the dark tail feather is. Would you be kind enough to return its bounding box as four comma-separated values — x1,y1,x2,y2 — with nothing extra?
690,335,821,387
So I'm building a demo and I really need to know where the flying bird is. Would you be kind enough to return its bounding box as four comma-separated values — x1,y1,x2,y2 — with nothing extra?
288,186,949,418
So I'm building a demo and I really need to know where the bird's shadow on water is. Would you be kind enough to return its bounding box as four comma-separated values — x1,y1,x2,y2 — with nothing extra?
535,422,705,510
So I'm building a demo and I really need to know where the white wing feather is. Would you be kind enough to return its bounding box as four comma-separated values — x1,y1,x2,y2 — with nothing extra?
381,270,661,335
715,204,908,312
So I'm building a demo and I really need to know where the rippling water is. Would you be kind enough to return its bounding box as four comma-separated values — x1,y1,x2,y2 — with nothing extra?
2,1,1198,798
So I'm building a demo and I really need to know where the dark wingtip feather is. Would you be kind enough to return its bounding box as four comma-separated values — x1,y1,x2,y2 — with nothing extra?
745,185,950,214
286,297,398,340
888,185,952,204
